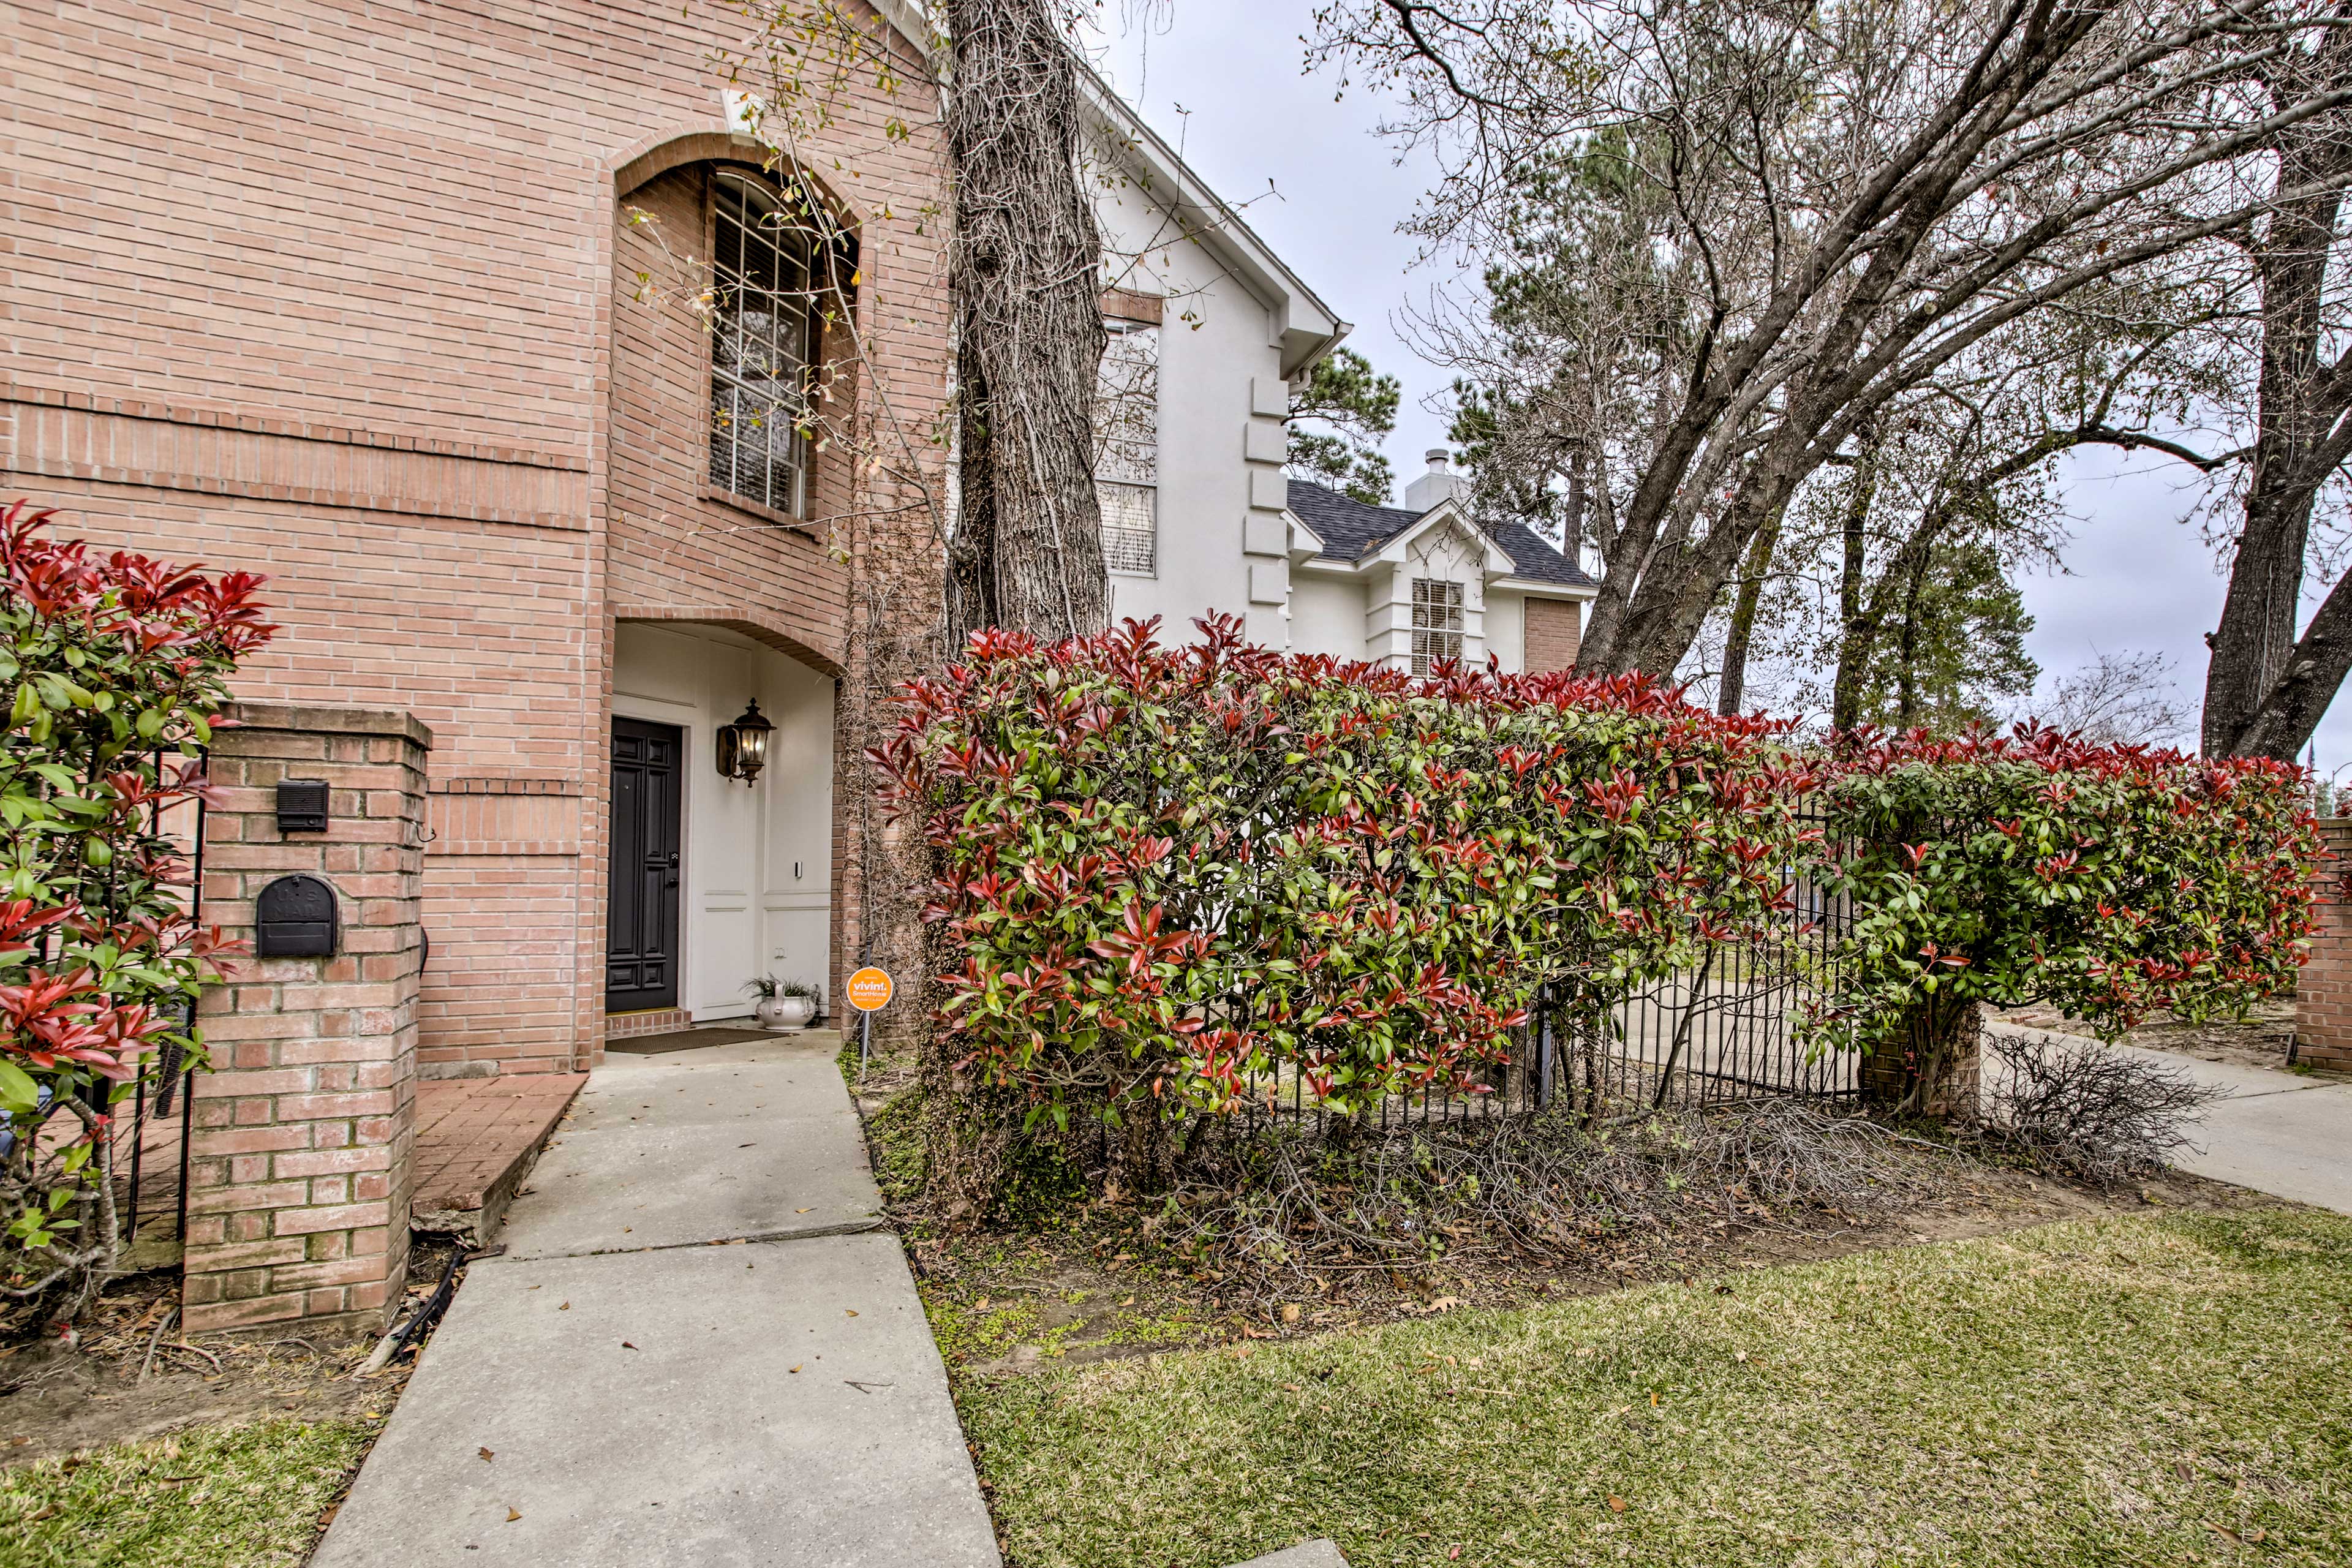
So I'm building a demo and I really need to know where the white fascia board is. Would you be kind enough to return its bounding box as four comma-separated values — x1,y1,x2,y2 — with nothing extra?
872,4,1349,377
1373,501,1516,578
1490,576,1599,602
869,0,937,54
1283,508,1328,564
1074,75,1347,377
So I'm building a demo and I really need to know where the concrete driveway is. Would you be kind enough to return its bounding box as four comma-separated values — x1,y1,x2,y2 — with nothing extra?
2114,1042,2352,1215
1986,1019,2352,1215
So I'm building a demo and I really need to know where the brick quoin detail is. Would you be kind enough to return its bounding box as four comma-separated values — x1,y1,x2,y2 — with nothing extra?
1524,598,1583,675
2293,819,2352,1072
184,704,431,1336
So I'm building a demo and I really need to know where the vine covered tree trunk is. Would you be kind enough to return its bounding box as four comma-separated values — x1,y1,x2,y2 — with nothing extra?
941,0,1110,649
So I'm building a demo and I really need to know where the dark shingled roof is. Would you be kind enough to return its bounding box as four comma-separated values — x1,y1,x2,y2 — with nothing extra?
1286,480,1594,589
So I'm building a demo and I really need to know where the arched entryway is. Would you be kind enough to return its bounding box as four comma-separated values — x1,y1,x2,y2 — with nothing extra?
605,618,838,1038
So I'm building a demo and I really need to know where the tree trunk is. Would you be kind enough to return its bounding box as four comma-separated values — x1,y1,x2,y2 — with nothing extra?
1894,549,1928,729
2202,175,2340,753
2203,47,2352,760
1716,502,1782,716
941,0,1110,649
1828,434,1882,730
2225,564,2352,760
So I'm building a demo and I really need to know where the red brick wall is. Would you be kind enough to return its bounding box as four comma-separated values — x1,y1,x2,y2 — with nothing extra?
3,2,951,1072
2294,820,2352,1071
1525,596,1583,674
187,704,429,1335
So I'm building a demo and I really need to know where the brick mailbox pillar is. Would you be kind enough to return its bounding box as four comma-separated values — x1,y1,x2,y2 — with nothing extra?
184,703,432,1336
2294,819,2352,1073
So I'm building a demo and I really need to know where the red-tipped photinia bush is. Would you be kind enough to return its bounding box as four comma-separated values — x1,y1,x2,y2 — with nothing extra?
869,616,1821,1139
1815,725,2319,1107
0,500,272,1313
876,619,2323,1176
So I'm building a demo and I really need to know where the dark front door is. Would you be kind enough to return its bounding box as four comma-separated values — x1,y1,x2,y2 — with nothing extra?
606,718,683,1012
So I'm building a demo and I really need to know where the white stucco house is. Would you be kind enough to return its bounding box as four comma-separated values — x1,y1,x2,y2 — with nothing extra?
1082,77,1596,673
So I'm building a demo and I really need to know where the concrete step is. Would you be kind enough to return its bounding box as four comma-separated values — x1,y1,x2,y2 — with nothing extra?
495,1035,877,1262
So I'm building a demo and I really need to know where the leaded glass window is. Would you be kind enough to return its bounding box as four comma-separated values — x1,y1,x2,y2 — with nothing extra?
710,172,816,518
1412,578,1464,674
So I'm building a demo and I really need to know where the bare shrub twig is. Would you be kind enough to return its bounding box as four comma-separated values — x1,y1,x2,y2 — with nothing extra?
1983,1027,2225,1186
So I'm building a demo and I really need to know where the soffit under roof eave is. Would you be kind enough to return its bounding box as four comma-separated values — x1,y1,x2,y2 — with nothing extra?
1488,577,1600,602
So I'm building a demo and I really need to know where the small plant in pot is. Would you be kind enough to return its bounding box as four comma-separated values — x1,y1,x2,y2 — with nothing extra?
745,975,820,1031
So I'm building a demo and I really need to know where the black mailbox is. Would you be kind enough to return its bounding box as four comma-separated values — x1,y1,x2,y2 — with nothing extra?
255,874,339,957
277,778,329,834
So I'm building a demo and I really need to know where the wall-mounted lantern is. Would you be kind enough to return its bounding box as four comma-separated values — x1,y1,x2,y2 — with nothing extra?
715,699,775,785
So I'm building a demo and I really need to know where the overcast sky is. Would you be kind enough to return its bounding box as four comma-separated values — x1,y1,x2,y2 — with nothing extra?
1084,0,2352,771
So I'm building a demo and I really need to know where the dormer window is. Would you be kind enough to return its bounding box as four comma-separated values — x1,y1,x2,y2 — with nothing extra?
709,172,816,518
1412,578,1463,675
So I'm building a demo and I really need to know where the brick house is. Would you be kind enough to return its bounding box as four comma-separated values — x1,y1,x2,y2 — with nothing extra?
2,0,963,1327
4,1,952,1076
4,0,1588,1333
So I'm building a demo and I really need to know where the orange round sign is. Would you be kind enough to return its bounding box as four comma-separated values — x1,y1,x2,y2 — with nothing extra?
845,967,894,1012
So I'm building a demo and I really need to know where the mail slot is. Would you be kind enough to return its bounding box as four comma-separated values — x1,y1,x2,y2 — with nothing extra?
255,873,339,957
276,778,329,834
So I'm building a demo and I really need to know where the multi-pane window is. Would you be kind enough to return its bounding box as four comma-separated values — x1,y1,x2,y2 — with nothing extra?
1412,578,1464,674
1095,318,1160,575
710,173,816,518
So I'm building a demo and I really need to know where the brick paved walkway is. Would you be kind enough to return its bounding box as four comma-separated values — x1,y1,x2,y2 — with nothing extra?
412,1074,587,1230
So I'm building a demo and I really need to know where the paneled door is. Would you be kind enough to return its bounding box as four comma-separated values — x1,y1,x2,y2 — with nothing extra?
606,718,683,1012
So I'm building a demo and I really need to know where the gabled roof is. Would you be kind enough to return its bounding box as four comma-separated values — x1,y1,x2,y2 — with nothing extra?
1076,67,1348,379
865,3,1349,379
1286,480,1596,590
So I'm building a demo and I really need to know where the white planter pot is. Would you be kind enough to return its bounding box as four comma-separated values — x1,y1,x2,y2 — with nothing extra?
756,996,815,1031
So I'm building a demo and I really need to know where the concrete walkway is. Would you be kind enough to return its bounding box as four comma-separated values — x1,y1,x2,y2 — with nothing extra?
2117,1042,2352,1215
312,1033,1001,1567
1985,1019,2352,1215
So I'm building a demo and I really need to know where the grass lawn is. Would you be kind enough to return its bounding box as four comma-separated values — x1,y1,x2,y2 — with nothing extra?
960,1208,2352,1567
0,1419,368,1568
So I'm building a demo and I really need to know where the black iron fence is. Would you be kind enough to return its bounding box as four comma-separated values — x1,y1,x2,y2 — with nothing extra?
110,1046,197,1262
111,753,206,1257
99,754,205,1259
1233,825,1861,1136
5,752,204,1264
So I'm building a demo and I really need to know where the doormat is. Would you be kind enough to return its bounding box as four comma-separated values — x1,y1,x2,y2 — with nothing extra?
606,1027,776,1056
